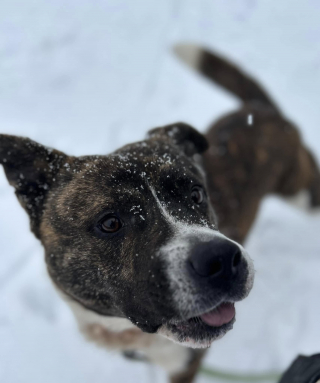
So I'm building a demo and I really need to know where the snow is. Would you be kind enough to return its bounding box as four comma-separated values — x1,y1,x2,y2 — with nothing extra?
1,1,320,382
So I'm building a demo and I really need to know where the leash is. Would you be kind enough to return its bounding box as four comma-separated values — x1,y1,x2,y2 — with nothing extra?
200,366,282,382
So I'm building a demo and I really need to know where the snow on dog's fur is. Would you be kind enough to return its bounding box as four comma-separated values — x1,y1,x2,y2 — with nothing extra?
2,44,320,383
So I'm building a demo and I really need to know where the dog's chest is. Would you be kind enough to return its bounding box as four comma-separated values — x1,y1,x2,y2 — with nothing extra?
82,322,155,350
64,296,152,349
63,295,190,374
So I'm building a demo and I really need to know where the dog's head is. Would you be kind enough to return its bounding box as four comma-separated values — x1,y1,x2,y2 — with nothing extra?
0,123,254,348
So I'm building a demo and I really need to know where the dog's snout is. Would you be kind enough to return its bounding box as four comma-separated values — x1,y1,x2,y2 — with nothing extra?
188,239,243,278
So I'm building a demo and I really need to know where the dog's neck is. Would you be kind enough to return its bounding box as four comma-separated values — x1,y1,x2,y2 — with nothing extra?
57,288,191,375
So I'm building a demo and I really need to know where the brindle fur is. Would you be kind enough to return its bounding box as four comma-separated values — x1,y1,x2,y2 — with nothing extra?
1,45,320,383
196,47,320,243
204,103,320,243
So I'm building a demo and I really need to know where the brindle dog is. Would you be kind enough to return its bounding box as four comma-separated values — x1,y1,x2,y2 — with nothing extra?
0,123,254,381
1,45,319,383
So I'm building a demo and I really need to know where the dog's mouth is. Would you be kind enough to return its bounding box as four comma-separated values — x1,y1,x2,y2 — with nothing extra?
158,302,236,348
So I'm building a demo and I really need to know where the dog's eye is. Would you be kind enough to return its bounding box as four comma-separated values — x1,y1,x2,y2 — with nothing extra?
100,215,122,233
191,186,204,205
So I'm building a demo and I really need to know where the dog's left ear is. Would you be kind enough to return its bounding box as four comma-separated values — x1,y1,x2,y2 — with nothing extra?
0,134,68,238
147,122,208,156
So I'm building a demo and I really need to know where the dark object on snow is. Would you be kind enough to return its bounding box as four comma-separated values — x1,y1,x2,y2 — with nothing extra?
279,354,320,383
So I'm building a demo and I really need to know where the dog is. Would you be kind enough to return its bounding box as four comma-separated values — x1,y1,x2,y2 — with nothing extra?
0,122,254,382
1,44,319,383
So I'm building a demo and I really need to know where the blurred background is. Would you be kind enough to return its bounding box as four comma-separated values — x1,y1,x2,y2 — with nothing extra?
1,1,320,382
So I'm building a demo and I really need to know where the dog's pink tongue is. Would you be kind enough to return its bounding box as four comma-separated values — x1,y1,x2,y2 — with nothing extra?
200,303,235,327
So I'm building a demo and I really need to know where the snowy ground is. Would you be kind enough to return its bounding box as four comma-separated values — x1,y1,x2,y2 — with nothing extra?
1,1,320,382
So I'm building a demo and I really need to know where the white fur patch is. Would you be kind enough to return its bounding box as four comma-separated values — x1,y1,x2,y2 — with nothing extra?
174,44,202,70
149,185,254,324
142,336,190,374
58,290,190,374
284,189,311,211
158,323,226,349
66,295,135,333
283,190,320,218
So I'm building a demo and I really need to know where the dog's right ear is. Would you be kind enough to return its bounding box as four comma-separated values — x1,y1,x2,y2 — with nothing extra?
147,122,208,157
0,134,68,238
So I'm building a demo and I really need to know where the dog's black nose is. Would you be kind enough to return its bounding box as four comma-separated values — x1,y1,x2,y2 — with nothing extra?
189,239,242,278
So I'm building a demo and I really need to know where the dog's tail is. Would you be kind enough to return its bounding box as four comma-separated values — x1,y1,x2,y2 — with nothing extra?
174,43,278,111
